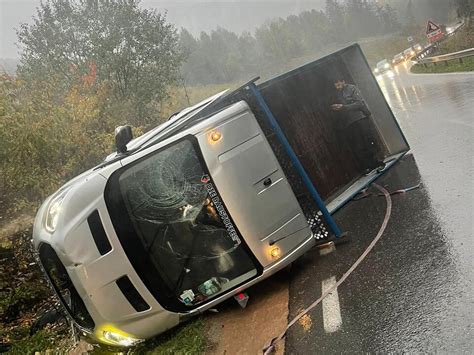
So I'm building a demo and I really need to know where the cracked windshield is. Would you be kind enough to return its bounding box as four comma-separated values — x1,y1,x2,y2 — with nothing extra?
118,139,257,306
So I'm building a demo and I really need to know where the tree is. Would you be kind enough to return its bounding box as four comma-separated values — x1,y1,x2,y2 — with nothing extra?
325,0,345,41
377,4,400,34
0,71,122,206
455,0,473,26
17,0,183,125
343,0,381,39
385,5,400,31
404,0,416,33
298,10,331,51
177,0,402,86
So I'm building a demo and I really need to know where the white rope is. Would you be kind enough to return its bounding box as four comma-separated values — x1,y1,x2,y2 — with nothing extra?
263,183,392,354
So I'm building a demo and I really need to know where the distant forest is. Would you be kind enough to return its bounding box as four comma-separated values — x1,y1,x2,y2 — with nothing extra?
179,0,457,85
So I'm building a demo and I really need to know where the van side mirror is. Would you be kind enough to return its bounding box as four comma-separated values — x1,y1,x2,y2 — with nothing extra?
115,125,133,154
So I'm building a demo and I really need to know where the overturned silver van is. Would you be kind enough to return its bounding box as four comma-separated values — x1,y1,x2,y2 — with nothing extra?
33,45,409,346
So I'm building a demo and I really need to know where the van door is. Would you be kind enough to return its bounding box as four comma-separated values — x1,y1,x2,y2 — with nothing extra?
196,101,312,267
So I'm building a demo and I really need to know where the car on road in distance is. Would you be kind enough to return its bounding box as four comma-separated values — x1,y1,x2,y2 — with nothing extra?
404,47,416,60
374,59,392,75
392,52,405,65
413,43,424,53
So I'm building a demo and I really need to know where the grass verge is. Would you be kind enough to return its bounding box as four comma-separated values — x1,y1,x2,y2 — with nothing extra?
411,56,474,74
130,318,206,354
0,229,70,353
0,228,207,354
89,319,206,354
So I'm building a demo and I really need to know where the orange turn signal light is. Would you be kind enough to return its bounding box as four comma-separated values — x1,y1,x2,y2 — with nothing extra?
270,246,281,259
210,131,222,143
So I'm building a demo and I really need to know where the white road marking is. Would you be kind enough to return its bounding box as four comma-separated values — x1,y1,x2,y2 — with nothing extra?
321,276,342,333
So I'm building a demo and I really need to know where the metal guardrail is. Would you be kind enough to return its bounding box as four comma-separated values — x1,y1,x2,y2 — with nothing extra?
415,43,437,60
417,47,474,66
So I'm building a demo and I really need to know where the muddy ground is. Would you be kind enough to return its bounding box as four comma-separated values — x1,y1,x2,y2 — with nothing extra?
0,225,288,354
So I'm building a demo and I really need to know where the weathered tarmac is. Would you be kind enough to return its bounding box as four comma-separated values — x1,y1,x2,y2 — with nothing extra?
286,66,474,353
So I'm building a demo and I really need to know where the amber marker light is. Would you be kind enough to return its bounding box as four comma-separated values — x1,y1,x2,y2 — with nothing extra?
270,246,281,259
209,130,222,143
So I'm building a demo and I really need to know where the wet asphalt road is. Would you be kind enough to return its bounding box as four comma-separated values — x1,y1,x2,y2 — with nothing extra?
286,67,473,353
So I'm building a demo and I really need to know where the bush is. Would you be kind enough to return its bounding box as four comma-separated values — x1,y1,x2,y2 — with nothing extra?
0,66,231,216
17,0,183,126
438,26,474,54
0,72,124,213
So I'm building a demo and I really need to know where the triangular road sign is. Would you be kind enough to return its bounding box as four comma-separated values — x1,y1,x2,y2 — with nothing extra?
426,20,440,34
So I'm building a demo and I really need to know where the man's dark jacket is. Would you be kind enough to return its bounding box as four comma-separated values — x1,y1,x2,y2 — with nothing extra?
335,84,371,128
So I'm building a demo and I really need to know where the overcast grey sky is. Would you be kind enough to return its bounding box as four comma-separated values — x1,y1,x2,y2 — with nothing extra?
0,0,325,58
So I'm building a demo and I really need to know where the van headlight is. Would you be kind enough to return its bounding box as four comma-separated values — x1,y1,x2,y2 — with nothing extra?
384,63,390,69
44,187,71,233
374,68,379,73
102,330,143,347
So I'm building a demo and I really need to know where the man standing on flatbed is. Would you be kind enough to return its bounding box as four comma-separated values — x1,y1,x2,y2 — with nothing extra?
331,78,385,174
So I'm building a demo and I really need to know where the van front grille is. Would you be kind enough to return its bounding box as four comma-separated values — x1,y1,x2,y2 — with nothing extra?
38,244,95,330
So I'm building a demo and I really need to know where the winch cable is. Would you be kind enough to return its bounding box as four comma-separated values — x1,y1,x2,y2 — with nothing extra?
352,182,420,201
263,183,392,354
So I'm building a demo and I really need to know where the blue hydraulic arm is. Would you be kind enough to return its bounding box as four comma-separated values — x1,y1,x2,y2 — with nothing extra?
248,83,343,238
